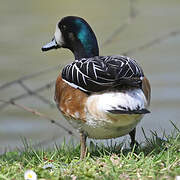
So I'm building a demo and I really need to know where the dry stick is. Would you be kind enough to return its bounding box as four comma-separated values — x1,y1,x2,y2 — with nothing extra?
0,64,63,90
0,99,75,136
0,64,66,108
123,29,180,56
129,0,137,18
18,80,54,107
0,81,56,110
102,0,138,47
101,19,132,47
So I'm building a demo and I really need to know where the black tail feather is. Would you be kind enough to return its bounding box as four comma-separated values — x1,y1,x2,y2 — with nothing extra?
108,108,150,114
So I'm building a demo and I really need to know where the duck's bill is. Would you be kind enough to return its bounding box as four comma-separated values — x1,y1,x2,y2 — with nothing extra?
41,38,60,51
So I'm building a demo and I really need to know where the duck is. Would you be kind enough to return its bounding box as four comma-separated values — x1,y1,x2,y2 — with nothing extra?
42,16,151,159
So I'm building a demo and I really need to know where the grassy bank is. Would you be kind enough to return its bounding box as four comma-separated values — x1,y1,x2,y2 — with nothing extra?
0,128,180,180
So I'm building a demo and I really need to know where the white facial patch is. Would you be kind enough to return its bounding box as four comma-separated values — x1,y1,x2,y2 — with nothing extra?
54,24,64,46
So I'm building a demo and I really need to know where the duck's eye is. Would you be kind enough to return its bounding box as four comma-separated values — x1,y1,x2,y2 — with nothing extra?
61,25,67,31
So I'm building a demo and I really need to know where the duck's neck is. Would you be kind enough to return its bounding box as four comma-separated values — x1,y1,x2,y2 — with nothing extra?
70,19,99,59
70,38,99,59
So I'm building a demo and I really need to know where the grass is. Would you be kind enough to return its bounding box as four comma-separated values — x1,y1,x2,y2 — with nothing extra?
0,127,180,180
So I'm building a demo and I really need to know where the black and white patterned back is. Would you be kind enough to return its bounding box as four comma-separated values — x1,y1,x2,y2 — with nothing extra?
62,55,144,93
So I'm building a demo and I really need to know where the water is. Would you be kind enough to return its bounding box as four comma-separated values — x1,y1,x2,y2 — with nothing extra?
0,0,180,153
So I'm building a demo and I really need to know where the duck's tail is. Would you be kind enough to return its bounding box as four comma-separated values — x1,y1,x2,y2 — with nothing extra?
107,108,150,114
96,88,150,115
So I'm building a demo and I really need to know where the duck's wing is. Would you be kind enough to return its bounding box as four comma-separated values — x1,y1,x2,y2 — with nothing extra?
62,55,144,93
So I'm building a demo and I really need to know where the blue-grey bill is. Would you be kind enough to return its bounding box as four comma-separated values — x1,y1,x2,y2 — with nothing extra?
41,39,59,51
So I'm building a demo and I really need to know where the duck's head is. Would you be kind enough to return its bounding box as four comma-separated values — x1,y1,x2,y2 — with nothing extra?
42,16,99,59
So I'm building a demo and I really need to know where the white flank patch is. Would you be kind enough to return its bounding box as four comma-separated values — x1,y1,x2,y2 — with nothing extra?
81,88,149,139
87,88,147,114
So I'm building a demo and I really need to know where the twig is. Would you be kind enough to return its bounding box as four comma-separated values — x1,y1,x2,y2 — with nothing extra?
101,19,131,47
18,81,54,107
0,81,56,110
123,29,180,56
0,64,63,90
102,0,138,47
129,0,137,18
0,99,75,136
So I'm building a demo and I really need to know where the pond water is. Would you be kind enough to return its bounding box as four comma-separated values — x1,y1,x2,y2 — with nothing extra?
0,0,180,153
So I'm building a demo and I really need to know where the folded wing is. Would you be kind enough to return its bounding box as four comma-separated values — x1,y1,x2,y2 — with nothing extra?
62,55,144,93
